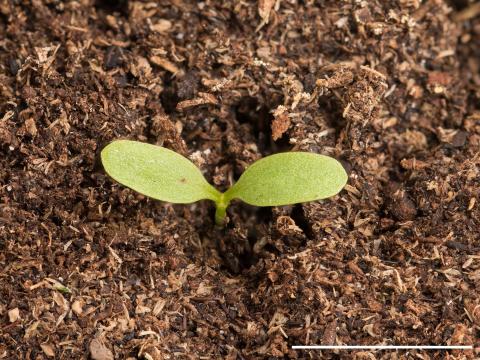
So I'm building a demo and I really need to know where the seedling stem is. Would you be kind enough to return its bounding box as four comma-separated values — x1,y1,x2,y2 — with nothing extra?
214,193,230,226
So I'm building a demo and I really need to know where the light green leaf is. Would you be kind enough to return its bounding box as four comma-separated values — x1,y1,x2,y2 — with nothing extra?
101,140,220,203
224,152,347,206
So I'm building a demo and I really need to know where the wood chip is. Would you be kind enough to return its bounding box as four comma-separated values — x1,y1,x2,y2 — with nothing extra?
72,300,84,316
24,118,37,137
152,299,166,316
400,158,429,170
8,308,20,323
130,57,152,79
176,92,218,110
149,56,180,74
258,0,276,23
40,344,55,358
347,260,364,277
321,319,337,345
150,19,172,33
271,112,290,141
89,339,114,360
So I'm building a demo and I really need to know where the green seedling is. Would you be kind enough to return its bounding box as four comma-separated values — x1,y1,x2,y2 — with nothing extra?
101,140,348,226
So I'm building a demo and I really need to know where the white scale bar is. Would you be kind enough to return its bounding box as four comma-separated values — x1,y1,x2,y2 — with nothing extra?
292,345,473,350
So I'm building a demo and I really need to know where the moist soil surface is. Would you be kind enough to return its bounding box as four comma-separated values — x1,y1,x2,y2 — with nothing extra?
1,1,479,359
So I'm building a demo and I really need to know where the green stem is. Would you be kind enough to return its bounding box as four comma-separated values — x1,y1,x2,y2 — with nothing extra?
214,194,230,226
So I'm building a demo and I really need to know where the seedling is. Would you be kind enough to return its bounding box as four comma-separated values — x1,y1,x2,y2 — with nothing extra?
101,140,348,226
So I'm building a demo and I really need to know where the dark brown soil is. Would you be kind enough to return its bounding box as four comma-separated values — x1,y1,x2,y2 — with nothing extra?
0,1,479,359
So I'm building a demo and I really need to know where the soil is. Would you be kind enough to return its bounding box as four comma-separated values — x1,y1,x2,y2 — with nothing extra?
0,1,479,359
